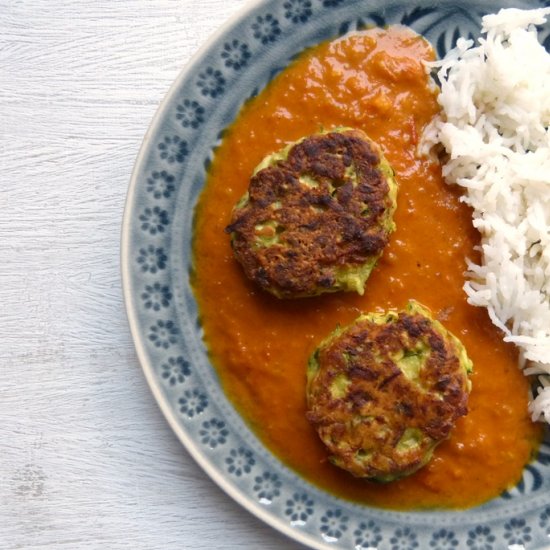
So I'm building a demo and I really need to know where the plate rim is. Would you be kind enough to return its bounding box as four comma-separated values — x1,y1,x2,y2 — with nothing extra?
120,0,335,547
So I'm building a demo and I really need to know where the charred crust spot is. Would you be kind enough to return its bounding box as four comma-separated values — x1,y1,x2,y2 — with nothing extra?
348,365,378,381
349,390,373,410
395,401,414,418
307,308,471,479
401,315,427,339
226,129,396,297
378,369,402,389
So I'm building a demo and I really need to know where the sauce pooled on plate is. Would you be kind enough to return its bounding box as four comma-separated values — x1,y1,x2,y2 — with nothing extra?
192,25,542,510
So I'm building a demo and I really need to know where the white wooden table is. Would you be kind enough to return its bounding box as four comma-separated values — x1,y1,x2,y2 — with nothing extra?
1,2,305,547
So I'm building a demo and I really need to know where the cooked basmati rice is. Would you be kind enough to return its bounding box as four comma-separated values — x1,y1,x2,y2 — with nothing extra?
421,7,550,423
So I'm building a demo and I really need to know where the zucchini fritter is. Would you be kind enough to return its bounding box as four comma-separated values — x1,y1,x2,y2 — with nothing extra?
225,128,398,298
306,301,473,481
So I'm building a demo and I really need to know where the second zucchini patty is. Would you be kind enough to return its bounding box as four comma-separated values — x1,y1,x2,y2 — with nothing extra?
306,301,473,481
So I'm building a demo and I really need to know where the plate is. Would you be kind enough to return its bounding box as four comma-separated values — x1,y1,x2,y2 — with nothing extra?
121,1,550,548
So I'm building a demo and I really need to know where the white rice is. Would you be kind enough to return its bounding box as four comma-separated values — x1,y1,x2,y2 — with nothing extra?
421,7,550,423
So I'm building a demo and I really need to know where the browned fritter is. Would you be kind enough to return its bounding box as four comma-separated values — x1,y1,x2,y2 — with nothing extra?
306,302,472,481
225,128,397,298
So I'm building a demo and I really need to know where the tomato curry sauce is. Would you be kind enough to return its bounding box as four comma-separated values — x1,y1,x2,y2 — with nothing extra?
192,26,541,509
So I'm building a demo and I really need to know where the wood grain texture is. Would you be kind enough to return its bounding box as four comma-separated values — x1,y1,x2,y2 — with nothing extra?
0,1,305,548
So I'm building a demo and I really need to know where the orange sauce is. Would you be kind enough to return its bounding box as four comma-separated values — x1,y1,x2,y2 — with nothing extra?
192,26,542,509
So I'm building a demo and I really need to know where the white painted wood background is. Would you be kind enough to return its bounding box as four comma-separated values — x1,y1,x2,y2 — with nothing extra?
1,1,305,548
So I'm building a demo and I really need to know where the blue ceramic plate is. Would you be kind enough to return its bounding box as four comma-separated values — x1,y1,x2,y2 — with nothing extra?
122,1,550,548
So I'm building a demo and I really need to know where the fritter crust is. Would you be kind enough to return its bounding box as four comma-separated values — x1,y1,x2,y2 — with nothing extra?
306,301,473,481
225,128,397,298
